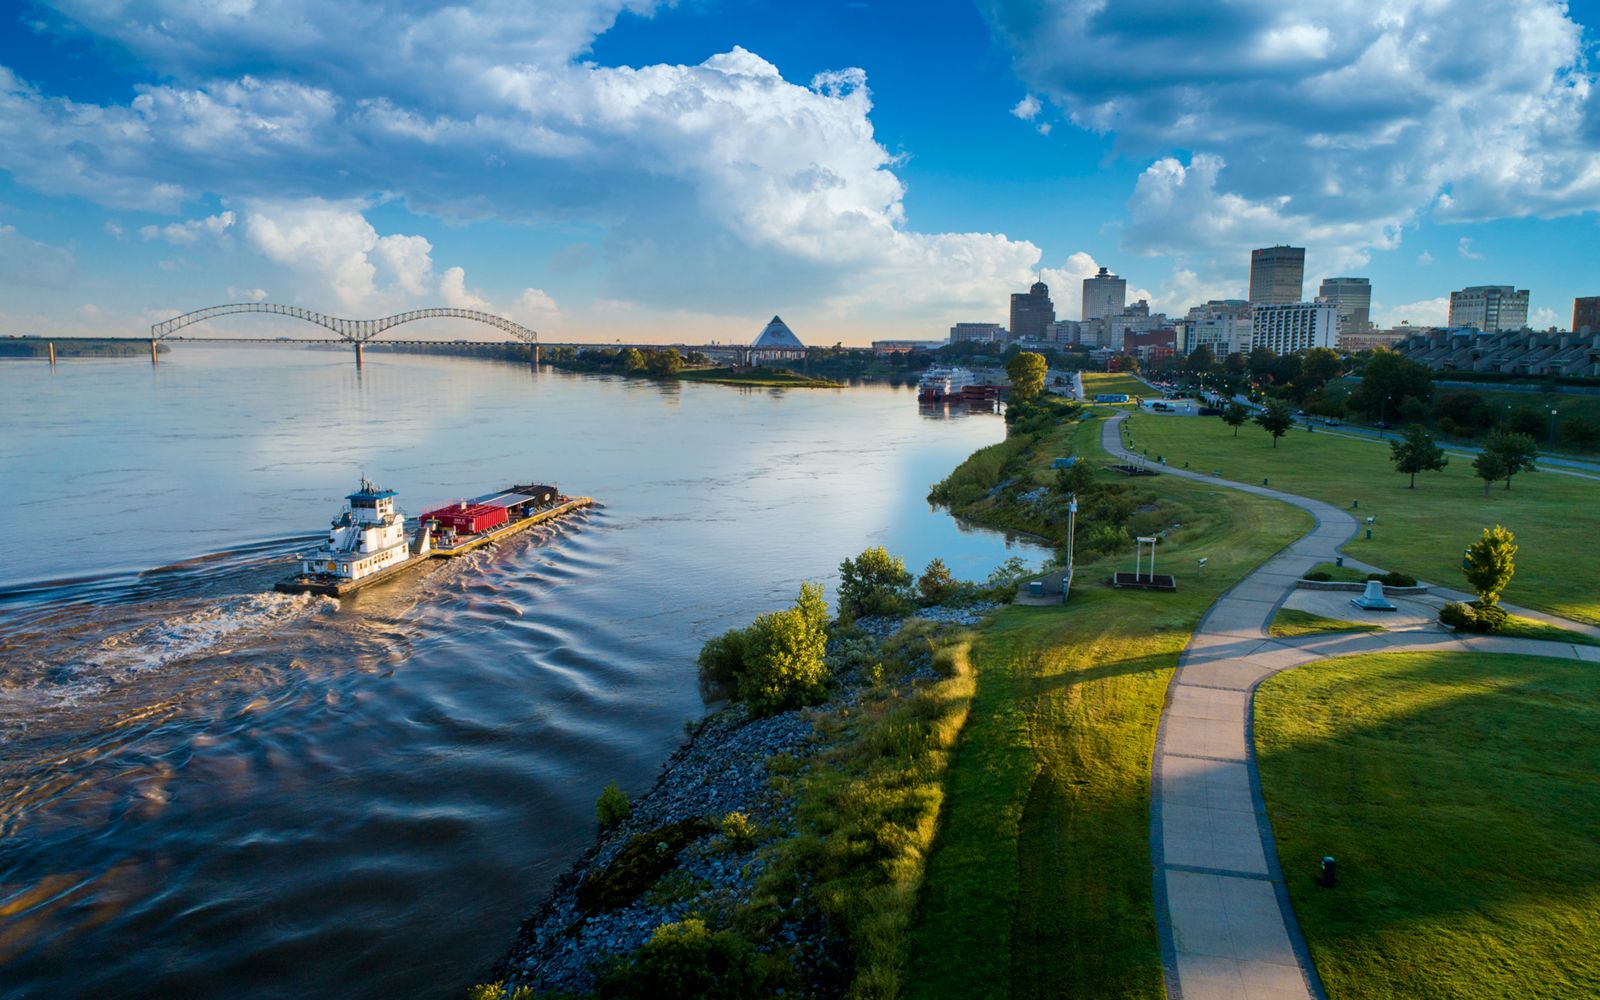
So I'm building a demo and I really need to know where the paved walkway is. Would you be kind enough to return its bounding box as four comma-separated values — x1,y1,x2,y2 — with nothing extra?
1097,412,1599,1000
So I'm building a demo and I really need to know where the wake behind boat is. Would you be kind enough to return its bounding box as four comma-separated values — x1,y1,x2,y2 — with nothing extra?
275,478,593,596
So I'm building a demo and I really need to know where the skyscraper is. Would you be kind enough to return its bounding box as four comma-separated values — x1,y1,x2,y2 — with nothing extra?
1248,246,1306,305
1009,279,1055,341
1318,277,1372,337
1448,286,1530,332
1574,296,1600,333
1081,266,1127,322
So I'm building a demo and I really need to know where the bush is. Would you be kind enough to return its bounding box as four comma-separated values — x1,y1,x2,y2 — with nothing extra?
1303,571,1332,582
466,984,533,1000
838,547,914,619
917,558,959,605
596,781,631,832
1439,602,1477,630
1077,523,1130,558
719,811,756,850
1367,571,1417,587
578,818,715,914
696,583,831,715
598,918,771,1000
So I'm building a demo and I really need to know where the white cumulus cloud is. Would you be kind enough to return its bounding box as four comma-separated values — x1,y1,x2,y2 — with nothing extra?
140,210,236,244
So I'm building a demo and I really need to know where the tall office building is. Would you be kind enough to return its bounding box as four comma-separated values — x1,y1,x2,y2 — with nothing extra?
1448,286,1530,332
1009,279,1055,341
1251,301,1336,353
1081,266,1127,322
950,322,1005,343
1318,277,1372,335
1248,246,1306,305
1574,296,1600,333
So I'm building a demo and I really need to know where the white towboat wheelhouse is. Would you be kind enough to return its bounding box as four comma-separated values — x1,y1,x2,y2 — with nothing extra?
299,479,425,582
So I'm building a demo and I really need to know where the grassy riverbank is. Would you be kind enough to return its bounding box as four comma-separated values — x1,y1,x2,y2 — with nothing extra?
904,408,1311,999
1081,371,1150,401
676,366,843,388
1120,410,1600,625
1256,651,1600,998
0,337,166,358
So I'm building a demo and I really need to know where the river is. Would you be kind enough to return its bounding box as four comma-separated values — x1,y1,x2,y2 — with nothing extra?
0,346,1047,998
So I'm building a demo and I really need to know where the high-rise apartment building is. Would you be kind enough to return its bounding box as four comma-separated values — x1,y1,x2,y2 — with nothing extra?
1447,286,1529,332
1251,301,1336,353
1248,246,1306,305
1009,280,1055,341
1082,266,1127,322
1318,277,1372,335
1574,296,1600,333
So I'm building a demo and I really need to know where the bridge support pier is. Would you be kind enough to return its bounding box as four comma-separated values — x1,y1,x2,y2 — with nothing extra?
532,343,539,368
48,341,55,367
150,338,158,365
355,341,364,367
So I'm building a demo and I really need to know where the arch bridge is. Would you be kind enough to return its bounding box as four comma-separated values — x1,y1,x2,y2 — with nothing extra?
148,303,539,365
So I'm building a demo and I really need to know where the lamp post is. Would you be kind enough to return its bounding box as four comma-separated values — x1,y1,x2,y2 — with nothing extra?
1549,408,1558,446
1379,394,1391,437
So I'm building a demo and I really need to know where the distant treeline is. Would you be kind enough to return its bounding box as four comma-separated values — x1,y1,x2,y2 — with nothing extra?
0,337,166,358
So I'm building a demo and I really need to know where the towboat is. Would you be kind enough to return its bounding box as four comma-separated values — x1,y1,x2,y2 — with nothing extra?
275,478,594,595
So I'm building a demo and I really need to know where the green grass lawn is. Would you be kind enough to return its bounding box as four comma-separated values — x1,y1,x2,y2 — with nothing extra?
1268,608,1383,637
903,418,1312,1000
1119,411,1600,625
1082,371,1151,402
1255,651,1600,999
1490,614,1600,647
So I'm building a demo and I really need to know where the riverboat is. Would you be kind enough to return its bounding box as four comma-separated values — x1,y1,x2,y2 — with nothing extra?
917,365,978,401
275,478,593,596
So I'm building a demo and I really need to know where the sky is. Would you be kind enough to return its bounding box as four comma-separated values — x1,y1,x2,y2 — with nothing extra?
1,0,1597,345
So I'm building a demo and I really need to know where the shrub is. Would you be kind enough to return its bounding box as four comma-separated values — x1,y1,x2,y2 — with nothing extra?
596,781,631,832
696,583,831,715
917,558,958,605
697,627,751,700
1303,571,1332,582
598,918,771,1000
1367,571,1417,587
838,547,914,619
1439,602,1477,630
1077,523,1130,558
1470,601,1509,633
719,811,756,850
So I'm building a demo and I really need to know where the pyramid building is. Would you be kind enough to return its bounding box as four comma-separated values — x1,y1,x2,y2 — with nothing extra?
749,315,807,362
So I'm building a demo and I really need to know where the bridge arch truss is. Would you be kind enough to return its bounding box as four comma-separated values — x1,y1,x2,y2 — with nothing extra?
150,303,538,345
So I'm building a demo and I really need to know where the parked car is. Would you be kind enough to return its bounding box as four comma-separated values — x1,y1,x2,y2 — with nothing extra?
1324,418,1342,426
1374,420,1390,429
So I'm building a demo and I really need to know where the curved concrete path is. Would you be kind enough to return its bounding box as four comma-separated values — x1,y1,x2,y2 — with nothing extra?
1098,412,1600,1000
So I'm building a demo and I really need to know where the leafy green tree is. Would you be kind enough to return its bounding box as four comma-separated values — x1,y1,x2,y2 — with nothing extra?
1247,346,1276,377
1255,399,1293,447
1185,344,1215,374
1222,401,1250,436
598,918,769,999
1006,351,1048,403
917,558,958,604
1113,352,1141,374
1056,458,1095,496
1462,524,1517,606
1223,351,1247,375
1351,349,1433,418
1479,430,1539,491
1300,347,1344,387
645,347,683,375
1471,447,1508,496
837,546,913,619
1389,424,1449,488
596,781,631,831
621,347,647,372
738,582,830,714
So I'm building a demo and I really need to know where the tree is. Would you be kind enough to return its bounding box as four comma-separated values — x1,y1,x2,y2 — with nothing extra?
1247,346,1276,378
645,347,683,376
1389,424,1448,488
738,582,830,714
1222,401,1250,436
1185,344,1215,374
1479,430,1538,491
1113,352,1141,374
1462,524,1516,606
837,546,913,619
1471,448,1508,496
620,347,647,372
1350,349,1432,419
1056,458,1095,496
1006,351,1048,403
917,558,958,604
1300,347,1343,387
1223,351,1247,376
1255,399,1293,447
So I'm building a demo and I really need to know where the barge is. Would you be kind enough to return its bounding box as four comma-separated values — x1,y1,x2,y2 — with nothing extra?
274,478,593,596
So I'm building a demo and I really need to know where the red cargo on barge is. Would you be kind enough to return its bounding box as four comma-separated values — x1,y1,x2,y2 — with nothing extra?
419,501,508,535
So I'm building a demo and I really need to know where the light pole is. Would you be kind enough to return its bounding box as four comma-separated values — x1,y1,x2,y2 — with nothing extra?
1549,408,1558,446
1065,495,1079,601
1379,394,1391,437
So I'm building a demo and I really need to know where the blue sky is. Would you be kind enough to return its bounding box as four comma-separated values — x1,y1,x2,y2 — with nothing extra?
1,0,1597,344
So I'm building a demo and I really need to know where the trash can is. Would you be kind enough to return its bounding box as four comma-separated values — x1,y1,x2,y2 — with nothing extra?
1028,580,1044,597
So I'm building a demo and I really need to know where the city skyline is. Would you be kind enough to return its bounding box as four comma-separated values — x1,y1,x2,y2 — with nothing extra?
2,0,1598,344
